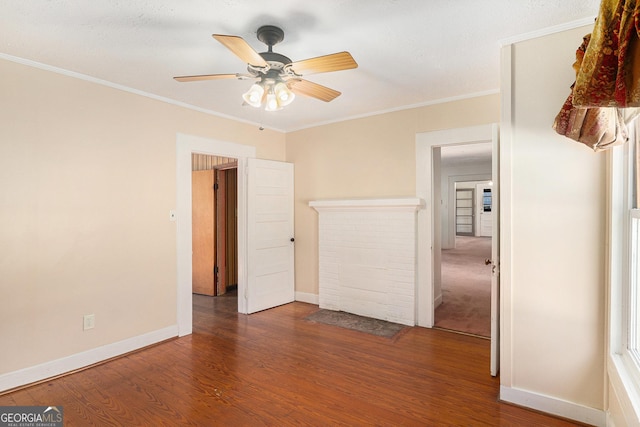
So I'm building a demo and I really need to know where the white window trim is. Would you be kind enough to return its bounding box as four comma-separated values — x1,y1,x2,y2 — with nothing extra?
608,140,640,425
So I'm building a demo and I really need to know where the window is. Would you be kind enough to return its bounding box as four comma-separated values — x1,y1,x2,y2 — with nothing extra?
610,120,640,422
631,209,640,359
483,188,492,212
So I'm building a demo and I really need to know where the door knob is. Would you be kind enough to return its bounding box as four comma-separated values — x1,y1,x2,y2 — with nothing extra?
485,259,492,265
290,238,295,242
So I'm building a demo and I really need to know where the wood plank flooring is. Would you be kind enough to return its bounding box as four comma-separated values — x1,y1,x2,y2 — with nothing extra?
0,294,585,426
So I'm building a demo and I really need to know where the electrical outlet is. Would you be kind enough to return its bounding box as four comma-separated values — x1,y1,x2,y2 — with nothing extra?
83,314,95,330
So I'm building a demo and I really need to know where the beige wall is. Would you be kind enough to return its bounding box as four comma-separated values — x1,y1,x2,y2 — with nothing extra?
0,58,285,374
505,25,605,411
286,94,500,296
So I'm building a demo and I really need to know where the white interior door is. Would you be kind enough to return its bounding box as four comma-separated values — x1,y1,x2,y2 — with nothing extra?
246,158,295,314
490,124,500,377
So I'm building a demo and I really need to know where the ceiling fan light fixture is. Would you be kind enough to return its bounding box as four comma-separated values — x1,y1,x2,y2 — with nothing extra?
274,82,295,107
264,91,282,112
175,25,358,113
242,83,264,108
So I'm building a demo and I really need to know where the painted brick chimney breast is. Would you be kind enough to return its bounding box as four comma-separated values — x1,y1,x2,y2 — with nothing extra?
310,198,423,326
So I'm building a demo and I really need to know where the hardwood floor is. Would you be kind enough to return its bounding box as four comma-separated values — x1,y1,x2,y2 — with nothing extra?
0,294,585,426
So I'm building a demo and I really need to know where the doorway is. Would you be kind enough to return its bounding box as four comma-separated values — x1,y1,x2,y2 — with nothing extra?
176,134,295,336
191,154,238,297
176,134,255,337
436,182,493,339
415,123,500,375
434,153,493,338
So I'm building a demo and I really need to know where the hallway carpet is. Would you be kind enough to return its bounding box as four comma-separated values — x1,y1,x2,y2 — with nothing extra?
434,236,492,337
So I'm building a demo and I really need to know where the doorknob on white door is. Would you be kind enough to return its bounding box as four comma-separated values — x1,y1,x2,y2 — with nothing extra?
485,259,497,274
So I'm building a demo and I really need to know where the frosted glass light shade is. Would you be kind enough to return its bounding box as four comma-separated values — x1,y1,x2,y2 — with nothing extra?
274,82,295,107
242,84,264,108
265,92,281,111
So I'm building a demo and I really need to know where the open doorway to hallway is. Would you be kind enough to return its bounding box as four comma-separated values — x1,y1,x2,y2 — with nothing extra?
416,123,499,375
433,144,493,338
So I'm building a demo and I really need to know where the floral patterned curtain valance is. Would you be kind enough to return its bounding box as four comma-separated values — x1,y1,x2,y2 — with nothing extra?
553,0,640,151
574,0,640,107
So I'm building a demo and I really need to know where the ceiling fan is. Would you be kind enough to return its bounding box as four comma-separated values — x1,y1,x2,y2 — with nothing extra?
173,25,358,111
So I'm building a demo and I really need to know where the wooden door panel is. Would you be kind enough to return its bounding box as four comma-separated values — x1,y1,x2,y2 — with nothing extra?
192,170,215,296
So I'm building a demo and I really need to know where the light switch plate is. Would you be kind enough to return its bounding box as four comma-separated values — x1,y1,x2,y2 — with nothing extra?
83,314,95,330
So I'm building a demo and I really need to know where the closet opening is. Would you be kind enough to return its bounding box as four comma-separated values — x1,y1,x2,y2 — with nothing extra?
191,154,238,297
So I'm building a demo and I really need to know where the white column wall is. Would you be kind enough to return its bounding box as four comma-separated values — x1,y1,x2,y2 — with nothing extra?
500,23,605,425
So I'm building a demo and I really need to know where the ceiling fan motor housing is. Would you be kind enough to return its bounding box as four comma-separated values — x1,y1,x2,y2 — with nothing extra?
247,26,292,76
260,52,292,68
257,25,285,48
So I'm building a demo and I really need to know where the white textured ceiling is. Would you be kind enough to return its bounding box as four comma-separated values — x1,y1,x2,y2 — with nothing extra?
441,142,494,166
1,0,598,132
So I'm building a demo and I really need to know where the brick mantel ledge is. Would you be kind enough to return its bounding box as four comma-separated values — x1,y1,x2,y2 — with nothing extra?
309,198,424,212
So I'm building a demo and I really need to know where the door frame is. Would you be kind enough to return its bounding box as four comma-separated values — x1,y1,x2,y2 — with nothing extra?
176,133,255,336
415,123,498,326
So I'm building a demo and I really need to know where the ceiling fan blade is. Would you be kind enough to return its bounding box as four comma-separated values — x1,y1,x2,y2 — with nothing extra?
173,73,240,82
289,79,341,102
289,51,357,76
212,34,268,67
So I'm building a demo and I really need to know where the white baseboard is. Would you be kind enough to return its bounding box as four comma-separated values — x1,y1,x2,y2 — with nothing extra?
434,292,443,308
0,325,178,393
500,385,605,427
295,292,319,305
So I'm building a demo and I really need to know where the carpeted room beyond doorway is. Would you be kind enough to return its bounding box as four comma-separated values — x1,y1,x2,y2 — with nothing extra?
435,236,492,337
